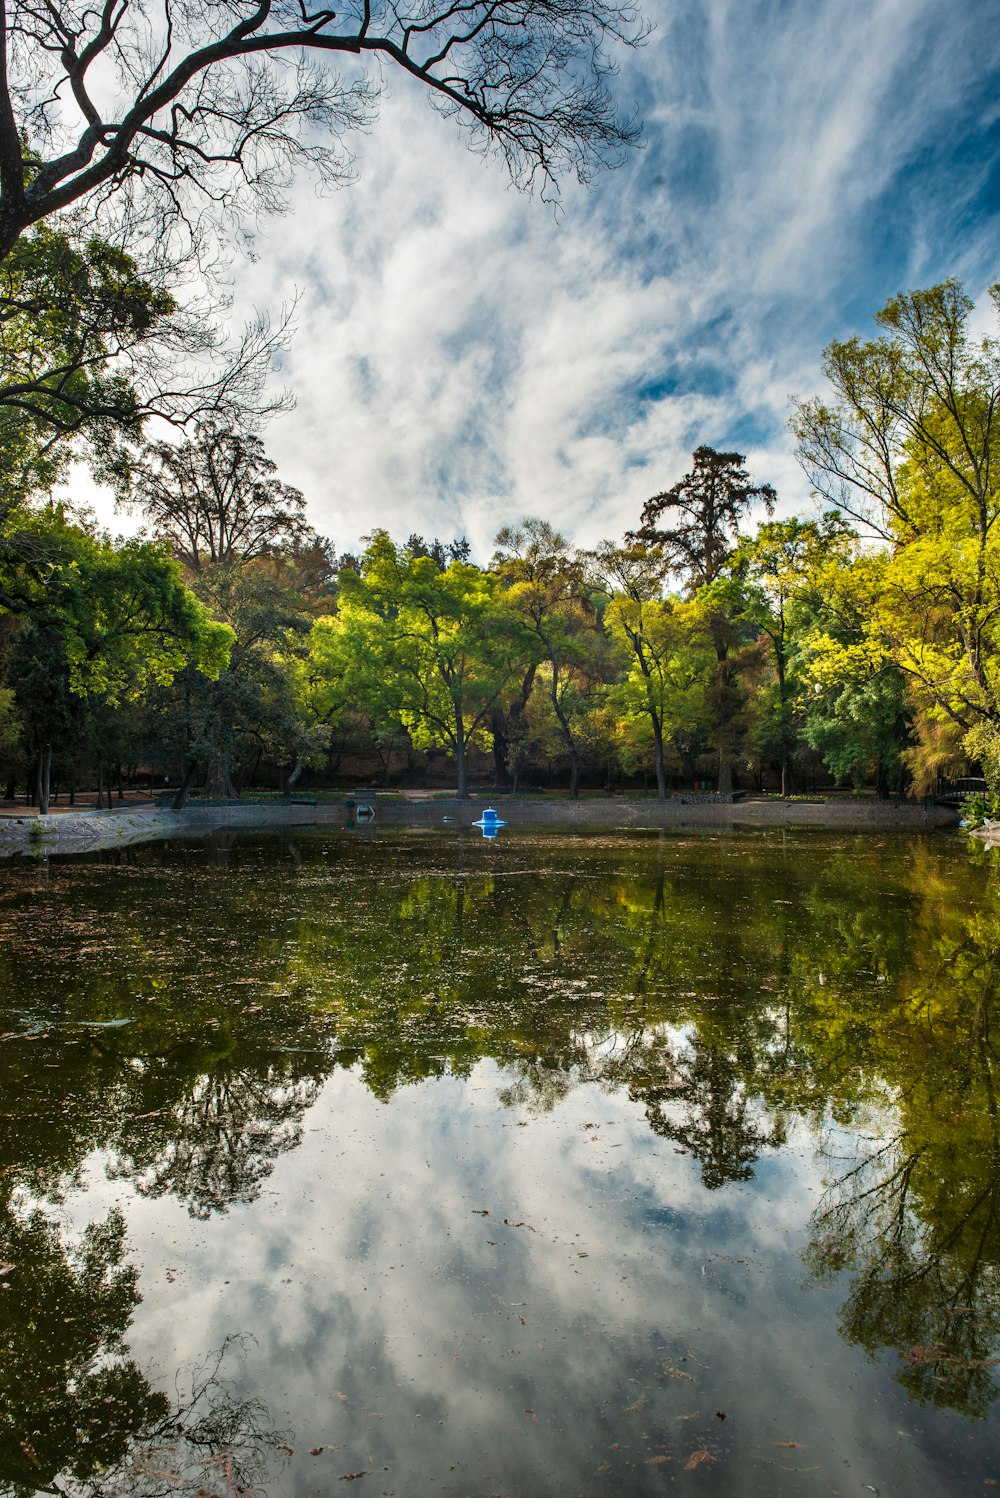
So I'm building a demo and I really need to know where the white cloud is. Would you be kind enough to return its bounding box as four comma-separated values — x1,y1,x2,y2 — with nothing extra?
70,0,1000,559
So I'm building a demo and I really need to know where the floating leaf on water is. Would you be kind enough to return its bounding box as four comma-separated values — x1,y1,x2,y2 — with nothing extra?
685,1450,715,1470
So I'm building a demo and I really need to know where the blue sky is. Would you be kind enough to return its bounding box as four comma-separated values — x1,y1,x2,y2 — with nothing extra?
85,0,1000,558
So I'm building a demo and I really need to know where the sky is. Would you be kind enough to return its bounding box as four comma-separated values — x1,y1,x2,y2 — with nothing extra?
77,0,1000,561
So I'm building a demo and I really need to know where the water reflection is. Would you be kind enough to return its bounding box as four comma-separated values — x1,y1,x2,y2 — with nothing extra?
0,1191,280,1496
0,829,998,1490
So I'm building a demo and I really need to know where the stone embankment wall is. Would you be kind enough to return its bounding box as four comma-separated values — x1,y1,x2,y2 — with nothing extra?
0,802,322,858
0,794,957,858
370,796,957,830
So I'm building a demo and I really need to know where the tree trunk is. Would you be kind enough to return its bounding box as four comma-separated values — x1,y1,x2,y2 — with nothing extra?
96,758,105,809
455,716,468,800
172,760,199,810
285,756,304,794
652,717,667,801
777,656,791,796
550,672,581,799
205,757,238,799
493,665,537,790
36,744,52,814
718,749,733,796
491,707,509,790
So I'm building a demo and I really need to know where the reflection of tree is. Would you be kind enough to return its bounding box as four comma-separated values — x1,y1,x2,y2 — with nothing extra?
0,1199,158,1496
0,1198,281,1496
84,1336,282,1498
807,1133,1000,1416
803,860,1000,1418
604,1029,786,1188
110,1068,324,1219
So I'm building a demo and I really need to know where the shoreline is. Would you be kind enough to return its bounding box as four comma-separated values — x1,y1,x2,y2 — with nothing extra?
0,794,959,858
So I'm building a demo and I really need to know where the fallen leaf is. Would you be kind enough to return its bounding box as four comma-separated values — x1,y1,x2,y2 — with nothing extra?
339,1472,368,1482
646,1455,670,1466
773,1442,803,1449
685,1450,716,1470
276,1444,294,1457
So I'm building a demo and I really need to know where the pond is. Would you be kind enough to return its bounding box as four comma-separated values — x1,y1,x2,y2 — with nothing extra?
0,826,998,1496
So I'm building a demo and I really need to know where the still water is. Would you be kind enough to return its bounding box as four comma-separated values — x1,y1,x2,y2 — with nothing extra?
0,826,998,1496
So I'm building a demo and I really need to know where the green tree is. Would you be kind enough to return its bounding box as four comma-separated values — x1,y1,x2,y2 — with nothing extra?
0,219,289,508
737,514,854,795
633,445,776,589
590,541,711,797
493,518,607,795
0,511,232,810
150,563,318,805
335,532,527,798
780,539,913,795
0,224,173,502
793,279,1000,787
632,447,776,792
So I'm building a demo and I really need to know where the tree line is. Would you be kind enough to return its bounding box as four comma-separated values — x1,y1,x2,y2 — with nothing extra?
1,274,999,808
0,7,996,806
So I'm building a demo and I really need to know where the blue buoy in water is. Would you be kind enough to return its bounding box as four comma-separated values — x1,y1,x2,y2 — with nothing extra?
472,806,508,839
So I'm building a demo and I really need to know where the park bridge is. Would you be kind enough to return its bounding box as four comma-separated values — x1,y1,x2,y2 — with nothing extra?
935,776,988,807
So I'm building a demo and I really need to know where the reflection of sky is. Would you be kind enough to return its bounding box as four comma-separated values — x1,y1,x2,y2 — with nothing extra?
73,1062,993,1497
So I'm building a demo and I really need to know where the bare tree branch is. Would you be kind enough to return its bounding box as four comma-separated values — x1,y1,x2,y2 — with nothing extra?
0,0,647,259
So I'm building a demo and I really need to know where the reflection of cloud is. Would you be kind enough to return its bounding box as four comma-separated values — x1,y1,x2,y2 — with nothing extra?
67,1063,986,1496
68,0,1000,556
